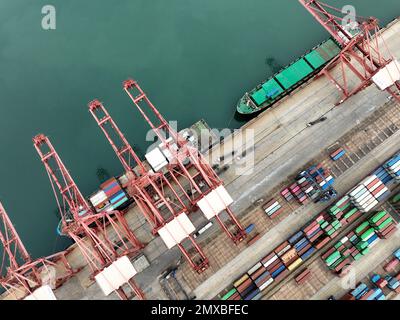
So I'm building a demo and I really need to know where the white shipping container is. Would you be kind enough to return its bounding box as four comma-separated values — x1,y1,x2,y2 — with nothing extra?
349,185,366,197
360,196,377,208
357,193,373,206
259,277,274,291
353,187,368,200
375,187,389,199
297,177,307,184
305,186,314,194
247,262,263,275
90,190,108,206
389,162,400,173
262,255,278,268
277,244,291,257
355,191,372,204
264,201,279,213
362,175,377,187
340,236,349,244
363,199,379,212
368,180,383,192
362,231,375,242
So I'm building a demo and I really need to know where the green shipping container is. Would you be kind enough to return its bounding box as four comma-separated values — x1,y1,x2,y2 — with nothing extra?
329,206,338,213
375,217,393,230
320,221,329,229
360,228,375,241
334,241,343,249
354,253,363,260
344,208,359,219
361,248,370,255
356,241,368,251
326,251,341,266
349,234,358,242
356,222,370,235
221,288,237,300
340,202,351,212
329,256,345,270
335,196,350,207
392,193,400,203
369,211,387,224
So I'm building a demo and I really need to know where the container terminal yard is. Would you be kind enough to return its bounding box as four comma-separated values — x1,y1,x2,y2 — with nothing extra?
1,0,400,302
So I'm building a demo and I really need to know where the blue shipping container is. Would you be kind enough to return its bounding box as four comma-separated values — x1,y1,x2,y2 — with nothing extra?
300,247,316,261
289,231,304,244
271,265,286,278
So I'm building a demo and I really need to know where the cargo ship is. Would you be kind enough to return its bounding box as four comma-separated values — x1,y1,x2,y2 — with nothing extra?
236,38,342,115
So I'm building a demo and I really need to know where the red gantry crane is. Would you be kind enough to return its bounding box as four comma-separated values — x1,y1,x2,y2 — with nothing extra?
123,79,247,244
299,0,400,104
88,100,209,273
0,201,76,300
33,134,145,300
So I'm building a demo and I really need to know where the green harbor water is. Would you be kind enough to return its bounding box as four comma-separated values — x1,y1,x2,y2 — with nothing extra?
0,0,398,259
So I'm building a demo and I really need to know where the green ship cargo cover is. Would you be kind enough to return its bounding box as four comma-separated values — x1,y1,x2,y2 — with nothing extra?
262,79,284,99
251,78,284,106
304,50,326,69
251,88,267,105
305,39,341,69
275,58,314,90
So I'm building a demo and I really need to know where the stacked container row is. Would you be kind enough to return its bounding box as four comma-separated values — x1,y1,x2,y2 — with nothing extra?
322,211,397,275
348,175,389,212
384,153,400,181
262,199,283,218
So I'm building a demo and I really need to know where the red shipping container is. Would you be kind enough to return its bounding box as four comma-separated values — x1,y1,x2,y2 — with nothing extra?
295,268,311,284
298,243,313,256
371,184,385,196
274,241,290,255
340,293,356,300
366,178,380,190
265,258,282,271
329,231,339,239
250,266,267,281
380,224,397,239
303,221,319,234
321,247,336,260
309,230,324,243
315,236,331,250
384,259,399,272
359,289,374,300
281,188,289,195
269,208,284,219
376,278,388,289
334,258,351,272
261,252,276,265
274,269,290,283
236,278,253,293
268,262,284,274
